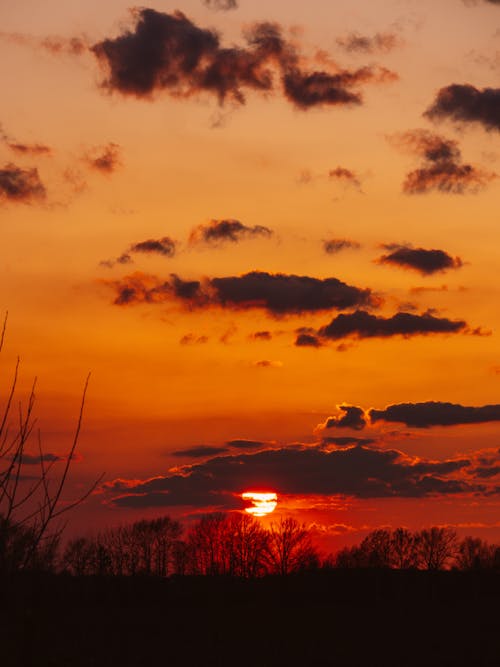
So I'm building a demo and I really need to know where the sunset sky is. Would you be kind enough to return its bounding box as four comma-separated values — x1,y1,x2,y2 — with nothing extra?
2,0,500,551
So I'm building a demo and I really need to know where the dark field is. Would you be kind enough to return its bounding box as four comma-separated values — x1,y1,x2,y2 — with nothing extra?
2,571,500,666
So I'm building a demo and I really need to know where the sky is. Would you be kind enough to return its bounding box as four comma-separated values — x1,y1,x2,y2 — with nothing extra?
1,0,500,551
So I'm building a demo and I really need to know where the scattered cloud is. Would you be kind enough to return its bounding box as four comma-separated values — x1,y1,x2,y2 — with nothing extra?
390,129,496,194
106,270,377,315
0,163,46,204
189,219,273,245
369,401,500,427
336,32,403,55
179,333,209,345
376,244,463,275
0,32,88,56
100,236,176,268
328,166,362,190
84,143,121,173
323,238,361,254
253,359,283,368
295,333,323,347
91,9,397,110
249,330,272,341
425,84,500,132
296,310,468,345
324,404,367,430
203,0,238,10
130,237,176,257
171,445,228,458
6,142,52,156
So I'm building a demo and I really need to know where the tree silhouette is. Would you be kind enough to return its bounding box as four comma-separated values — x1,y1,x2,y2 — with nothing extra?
0,313,102,573
264,517,319,575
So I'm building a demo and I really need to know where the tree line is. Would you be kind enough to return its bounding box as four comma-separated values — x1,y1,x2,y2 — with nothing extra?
54,518,500,578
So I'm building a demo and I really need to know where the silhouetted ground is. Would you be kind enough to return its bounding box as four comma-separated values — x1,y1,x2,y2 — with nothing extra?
2,570,500,666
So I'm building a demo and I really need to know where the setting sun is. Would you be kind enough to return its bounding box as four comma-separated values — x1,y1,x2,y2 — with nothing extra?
242,492,278,517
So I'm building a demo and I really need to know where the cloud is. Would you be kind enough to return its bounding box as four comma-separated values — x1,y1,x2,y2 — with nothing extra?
323,238,361,254
106,270,376,315
253,359,283,368
91,9,397,109
390,129,496,194
130,237,176,257
84,143,121,173
369,401,500,427
20,453,64,465
336,32,403,55
324,405,367,430
179,333,209,345
249,330,272,341
105,442,480,508
0,32,88,56
100,236,176,268
6,142,52,156
203,0,238,10
171,445,229,458
321,436,376,447
376,244,463,275
189,219,273,245
328,167,362,190
303,310,467,343
425,84,500,132
295,333,323,347
226,439,268,450
0,163,46,204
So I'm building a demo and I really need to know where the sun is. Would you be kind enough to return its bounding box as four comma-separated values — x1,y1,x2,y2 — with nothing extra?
242,491,278,517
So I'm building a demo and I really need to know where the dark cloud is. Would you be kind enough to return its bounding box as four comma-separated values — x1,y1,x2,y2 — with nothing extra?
253,359,283,368
91,9,397,109
323,238,361,254
390,129,496,194
99,253,133,269
20,453,64,465
171,445,229,458
321,436,376,447
107,270,376,315
295,333,322,347
6,142,52,156
336,32,402,55
403,162,495,194
0,163,46,204
179,333,209,345
328,167,362,189
305,310,467,343
130,237,176,257
324,405,367,430
369,401,500,427
85,143,121,173
226,439,267,450
189,219,273,245
203,0,238,10
249,330,272,341
105,442,480,508
376,244,463,275
100,236,176,268
425,84,500,132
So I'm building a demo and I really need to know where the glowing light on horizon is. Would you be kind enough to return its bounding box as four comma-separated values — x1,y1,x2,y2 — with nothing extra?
242,491,278,517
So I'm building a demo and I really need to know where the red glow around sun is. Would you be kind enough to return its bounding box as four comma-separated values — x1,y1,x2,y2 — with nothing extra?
242,491,278,517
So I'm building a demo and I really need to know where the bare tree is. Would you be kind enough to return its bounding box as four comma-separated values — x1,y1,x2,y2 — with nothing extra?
414,527,458,571
456,536,497,571
264,517,319,576
0,313,103,573
390,528,418,569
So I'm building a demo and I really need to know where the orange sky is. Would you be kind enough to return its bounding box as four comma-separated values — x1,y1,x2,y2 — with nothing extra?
1,0,500,551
